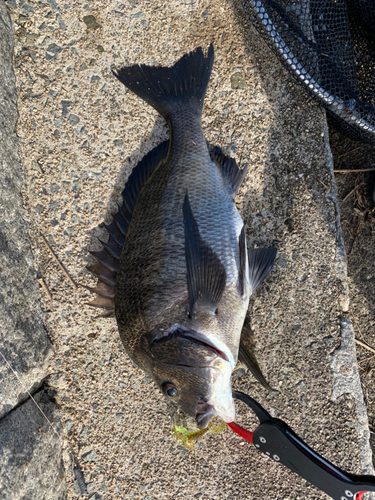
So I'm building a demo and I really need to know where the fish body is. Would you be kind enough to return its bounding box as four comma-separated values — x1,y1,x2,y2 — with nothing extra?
88,46,276,427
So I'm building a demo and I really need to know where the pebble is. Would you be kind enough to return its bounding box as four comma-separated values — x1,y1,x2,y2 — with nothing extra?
69,114,80,125
231,72,248,89
81,450,97,462
83,15,101,29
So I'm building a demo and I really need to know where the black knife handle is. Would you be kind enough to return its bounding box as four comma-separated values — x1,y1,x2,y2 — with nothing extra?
253,420,375,500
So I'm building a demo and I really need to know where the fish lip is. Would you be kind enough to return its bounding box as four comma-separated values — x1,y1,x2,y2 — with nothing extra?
152,325,230,363
195,400,215,429
196,411,214,429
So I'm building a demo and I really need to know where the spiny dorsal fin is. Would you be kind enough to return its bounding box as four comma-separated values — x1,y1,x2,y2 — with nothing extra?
248,247,277,294
183,193,226,317
86,140,169,315
239,316,273,391
210,146,249,196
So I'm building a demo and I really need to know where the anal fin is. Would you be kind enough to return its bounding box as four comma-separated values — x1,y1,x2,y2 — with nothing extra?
183,193,226,316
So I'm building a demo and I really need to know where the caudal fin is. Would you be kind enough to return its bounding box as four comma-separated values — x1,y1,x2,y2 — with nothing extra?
112,45,214,119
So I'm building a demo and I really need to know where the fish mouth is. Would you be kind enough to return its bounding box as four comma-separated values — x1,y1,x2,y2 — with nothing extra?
195,400,215,429
152,326,229,362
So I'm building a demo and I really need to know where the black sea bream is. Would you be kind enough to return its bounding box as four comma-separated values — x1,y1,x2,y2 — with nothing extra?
87,45,277,428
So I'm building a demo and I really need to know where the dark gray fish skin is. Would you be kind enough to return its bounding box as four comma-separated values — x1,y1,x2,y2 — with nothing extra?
88,46,277,427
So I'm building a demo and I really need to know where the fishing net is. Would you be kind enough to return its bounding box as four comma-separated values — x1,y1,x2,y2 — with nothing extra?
242,0,375,144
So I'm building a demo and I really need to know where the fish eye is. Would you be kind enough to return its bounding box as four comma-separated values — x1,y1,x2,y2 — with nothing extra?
162,382,179,398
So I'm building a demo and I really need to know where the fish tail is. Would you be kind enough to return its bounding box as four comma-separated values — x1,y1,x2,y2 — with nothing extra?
112,44,214,118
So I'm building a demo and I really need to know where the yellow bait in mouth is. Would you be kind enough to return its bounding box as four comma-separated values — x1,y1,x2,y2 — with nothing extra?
173,419,227,449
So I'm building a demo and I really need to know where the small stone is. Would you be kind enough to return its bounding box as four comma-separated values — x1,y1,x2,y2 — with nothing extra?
46,43,62,58
61,100,72,117
20,0,35,14
116,413,124,420
83,15,101,29
81,450,97,462
277,254,288,268
65,420,73,431
56,13,66,30
49,201,59,210
130,11,143,19
69,114,80,125
232,367,246,379
231,72,248,89
91,75,101,82
201,10,208,17
79,63,88,71
97,45,104,53
113,139,124,147
340,364,353,375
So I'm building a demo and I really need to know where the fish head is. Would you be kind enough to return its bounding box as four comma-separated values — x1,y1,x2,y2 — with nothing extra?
144,324,235,428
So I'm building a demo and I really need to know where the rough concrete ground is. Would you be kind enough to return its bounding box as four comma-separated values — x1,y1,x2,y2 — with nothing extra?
0,2,65,499
5,0,374,499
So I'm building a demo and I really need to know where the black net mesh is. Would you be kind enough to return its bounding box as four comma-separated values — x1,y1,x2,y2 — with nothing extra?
243,0,375,144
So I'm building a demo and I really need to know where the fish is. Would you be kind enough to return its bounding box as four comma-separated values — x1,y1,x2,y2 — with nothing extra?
86,45,277,429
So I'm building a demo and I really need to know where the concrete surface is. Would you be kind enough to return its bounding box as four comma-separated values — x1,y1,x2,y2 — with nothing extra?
0,2,65,499
0,0,52,418
0,389,66,500
4,0,374,498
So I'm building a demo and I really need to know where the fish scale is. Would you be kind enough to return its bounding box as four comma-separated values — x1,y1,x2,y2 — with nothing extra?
87,45,277,427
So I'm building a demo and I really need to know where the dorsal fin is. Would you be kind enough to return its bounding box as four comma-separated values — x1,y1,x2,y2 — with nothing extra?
86,140,169,315
210,146,249,196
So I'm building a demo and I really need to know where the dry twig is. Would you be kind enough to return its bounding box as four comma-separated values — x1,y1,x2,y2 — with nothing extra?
355,338,375,355
315,177,329,190
334,168,375,173
40,234,77,290
342,182,365,202
37,278,52,300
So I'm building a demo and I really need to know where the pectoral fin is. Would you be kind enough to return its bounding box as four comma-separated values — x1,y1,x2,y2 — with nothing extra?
239,317,273,391
183,193,226,316
248,247,277,293
238,226,247,296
